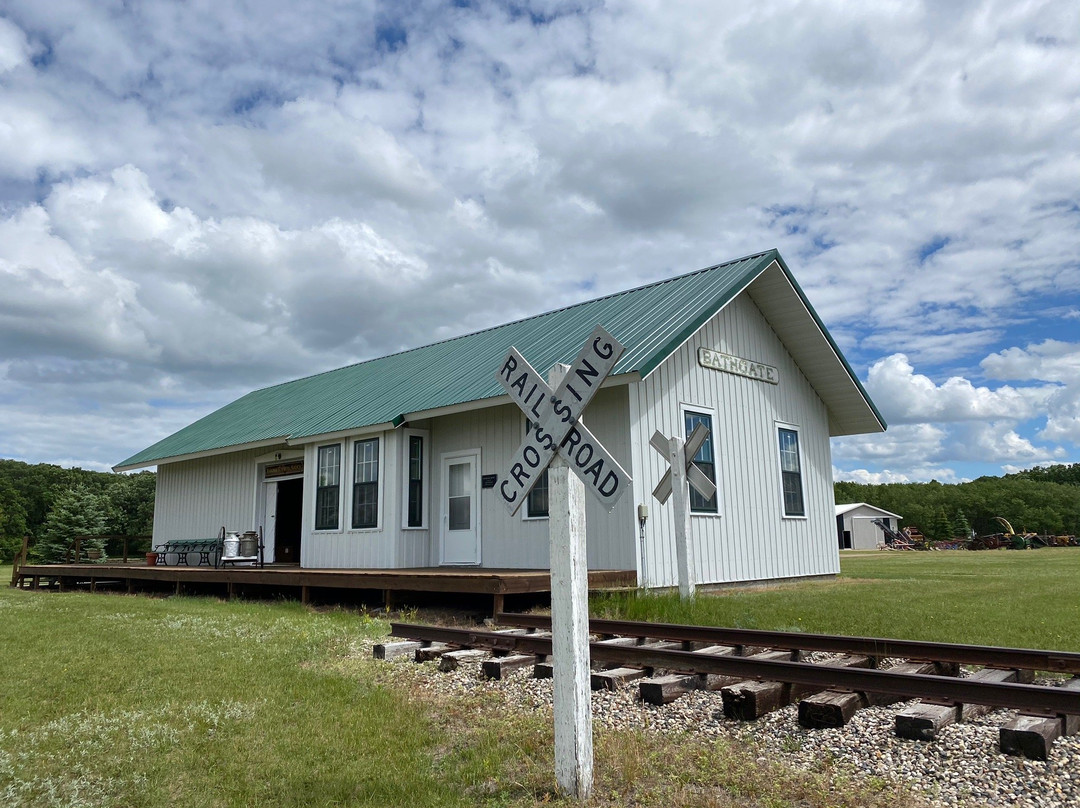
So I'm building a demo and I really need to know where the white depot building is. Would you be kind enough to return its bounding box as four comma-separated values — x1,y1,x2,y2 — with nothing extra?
117,249,886,589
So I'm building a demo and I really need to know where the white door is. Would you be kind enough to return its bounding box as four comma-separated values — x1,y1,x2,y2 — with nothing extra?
440,451,480,565
262,482,277,564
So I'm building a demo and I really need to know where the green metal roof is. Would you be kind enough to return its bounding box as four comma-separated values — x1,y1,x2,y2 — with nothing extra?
116,249,885,470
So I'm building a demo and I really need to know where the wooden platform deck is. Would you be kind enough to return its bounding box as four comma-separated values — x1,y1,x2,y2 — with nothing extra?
12,563,637,615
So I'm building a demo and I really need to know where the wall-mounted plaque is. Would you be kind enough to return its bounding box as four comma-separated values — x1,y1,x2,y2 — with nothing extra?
265,460,304,479
698,348,779,385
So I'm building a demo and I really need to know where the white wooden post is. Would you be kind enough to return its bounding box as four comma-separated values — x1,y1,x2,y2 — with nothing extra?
547,363,593,799
668,436,696,598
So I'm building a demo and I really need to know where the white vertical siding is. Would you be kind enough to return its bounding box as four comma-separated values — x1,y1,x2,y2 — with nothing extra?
430,387,636,570
302,430,401,569
629,294,840,588
153,447,269,541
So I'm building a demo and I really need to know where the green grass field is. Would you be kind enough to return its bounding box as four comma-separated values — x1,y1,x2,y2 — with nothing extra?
3,549,1077,807
594,548,1080,651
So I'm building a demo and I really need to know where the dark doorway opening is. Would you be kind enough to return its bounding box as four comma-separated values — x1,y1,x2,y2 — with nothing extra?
836,515,852,550
275,478,303,563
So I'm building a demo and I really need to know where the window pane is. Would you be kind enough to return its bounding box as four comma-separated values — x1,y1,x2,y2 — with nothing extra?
449,496,471,530
684,411,718,513
315,485,339,530
527,472,549,518
525,420,549,518
353,481,378,528
352,438,379,528
318,444,340,487
407,436,423,528
449,462,469,498
354,438,379,483
778,428,805,516
315,444,341,529
778,429,800,473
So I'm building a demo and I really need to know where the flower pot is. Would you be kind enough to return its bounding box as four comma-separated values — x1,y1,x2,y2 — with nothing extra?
146,551,158,566
87,549,102,561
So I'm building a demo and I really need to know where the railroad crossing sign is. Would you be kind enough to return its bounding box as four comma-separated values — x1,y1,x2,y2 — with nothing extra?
651,423,715,599
493,325,633,800
495,324,632,515
650,423,715,505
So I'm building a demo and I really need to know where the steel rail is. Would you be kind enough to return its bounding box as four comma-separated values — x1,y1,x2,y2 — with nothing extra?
495,612,1080,675
390,622,1080,716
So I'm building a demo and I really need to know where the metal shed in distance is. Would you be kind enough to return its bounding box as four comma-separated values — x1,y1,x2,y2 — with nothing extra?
835,503,903,550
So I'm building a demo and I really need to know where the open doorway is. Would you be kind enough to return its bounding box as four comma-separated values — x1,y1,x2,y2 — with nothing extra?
273,478,303,563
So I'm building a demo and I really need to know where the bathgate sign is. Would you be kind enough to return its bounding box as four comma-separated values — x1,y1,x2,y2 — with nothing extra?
698,347,778,384
495,325,632,515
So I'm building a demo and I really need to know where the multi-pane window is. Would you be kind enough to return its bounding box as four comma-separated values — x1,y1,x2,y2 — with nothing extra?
407,435,424,528
684,410,718,514
525,420,549,518
352,438,380,529
315,444,341,530
778,427,805,517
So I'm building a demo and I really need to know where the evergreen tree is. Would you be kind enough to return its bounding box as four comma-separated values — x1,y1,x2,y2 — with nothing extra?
34,486,109,563
928,506,953,542
0,480,30,562
952,510,972,539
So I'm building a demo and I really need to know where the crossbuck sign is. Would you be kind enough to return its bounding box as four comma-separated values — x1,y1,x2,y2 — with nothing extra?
650,423,716,599
495,324,632,514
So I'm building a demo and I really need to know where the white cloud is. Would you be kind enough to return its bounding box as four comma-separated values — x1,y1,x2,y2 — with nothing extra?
0,0,1078,472
981,340,1080,443
0,16,30,73
981,340,1080,384
865,353,1057,424
833,466,964,485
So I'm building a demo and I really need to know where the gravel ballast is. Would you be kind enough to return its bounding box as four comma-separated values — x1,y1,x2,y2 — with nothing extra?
371,637,1080,808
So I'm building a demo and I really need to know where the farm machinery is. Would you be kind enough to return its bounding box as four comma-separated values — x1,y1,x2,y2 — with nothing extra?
872,519,927,550
967,517,1078,550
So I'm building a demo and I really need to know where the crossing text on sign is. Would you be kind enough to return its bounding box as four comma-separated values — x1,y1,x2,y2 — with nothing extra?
495,325,631,515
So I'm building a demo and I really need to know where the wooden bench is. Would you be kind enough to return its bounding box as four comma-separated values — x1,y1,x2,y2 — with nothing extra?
155,535,223,567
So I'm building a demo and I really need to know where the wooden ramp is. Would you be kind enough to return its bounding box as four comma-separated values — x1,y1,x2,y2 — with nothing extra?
12,563,636,615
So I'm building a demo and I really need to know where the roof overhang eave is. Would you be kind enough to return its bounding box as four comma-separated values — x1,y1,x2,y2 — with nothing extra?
390,371,642,427
748,259,887,437
112,436,292,473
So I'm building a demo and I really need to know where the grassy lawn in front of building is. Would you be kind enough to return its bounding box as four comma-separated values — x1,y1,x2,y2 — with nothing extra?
591,548,1080,651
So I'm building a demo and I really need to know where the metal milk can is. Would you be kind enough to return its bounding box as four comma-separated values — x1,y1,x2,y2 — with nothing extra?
223,532,240,558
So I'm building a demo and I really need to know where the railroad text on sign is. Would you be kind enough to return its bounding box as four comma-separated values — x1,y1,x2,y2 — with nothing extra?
495,325,631,515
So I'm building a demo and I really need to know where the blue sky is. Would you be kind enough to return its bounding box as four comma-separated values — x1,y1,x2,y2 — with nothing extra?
0,0,1078,484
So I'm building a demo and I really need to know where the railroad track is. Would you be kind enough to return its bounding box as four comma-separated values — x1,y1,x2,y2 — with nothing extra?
379,614,1080,761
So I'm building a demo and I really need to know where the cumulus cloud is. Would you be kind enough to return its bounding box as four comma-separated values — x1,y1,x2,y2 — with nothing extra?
0,0,1077,474
981,340,1080,444
833,467,964,485
864,354,1057,424
0,16,30,73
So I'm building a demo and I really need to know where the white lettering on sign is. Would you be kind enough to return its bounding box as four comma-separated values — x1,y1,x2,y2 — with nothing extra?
495,326,631,515
698,348,779,384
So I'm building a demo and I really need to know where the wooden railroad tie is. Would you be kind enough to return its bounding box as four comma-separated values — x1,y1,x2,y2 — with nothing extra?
999,678,1080,761
798,661,956,729
895,667,1031,741
720,651,802,720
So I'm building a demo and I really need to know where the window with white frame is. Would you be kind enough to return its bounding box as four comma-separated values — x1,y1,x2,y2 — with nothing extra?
525,420,549,518
777,426,805,517
315,444,341,530
683,409,718,514
352,437,380,529
405,433,424,528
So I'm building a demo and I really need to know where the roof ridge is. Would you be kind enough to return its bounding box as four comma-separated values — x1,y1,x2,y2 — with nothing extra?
249,249,778,394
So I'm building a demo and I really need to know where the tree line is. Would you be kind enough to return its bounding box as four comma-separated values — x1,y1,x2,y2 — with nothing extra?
0,459,155,563
835,464,1080,542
